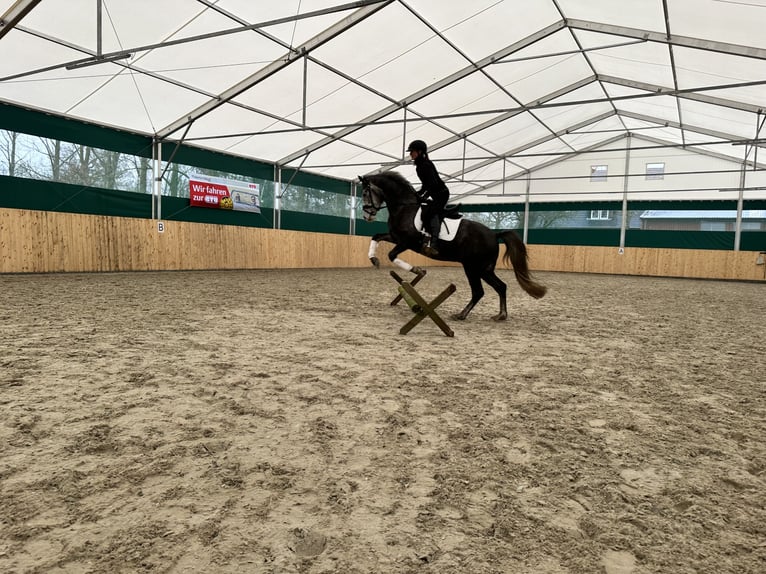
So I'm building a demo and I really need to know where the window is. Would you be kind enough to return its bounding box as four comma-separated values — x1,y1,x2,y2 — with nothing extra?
646,162,665,180
589,210,611,220
590,164,608,182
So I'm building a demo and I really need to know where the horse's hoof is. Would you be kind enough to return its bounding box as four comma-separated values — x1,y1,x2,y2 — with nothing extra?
452,313,467,321
492,314,508,322
411,266,426,276
370,257,380,268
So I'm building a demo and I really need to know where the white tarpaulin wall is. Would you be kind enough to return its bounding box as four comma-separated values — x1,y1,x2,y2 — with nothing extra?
1,0,765,203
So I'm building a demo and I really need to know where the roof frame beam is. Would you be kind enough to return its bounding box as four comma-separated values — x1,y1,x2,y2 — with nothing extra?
446,110,618,185
553,1,633,139
600,75,765,115
9,24,358,146
2,1,390,81
453,133,629,199
567,18,766,61
458,127,766,200
278,19,568,165
0,0,41,40
617,110,766,152
631,133,766,169
376,60,762,181
157,1,393,139
401,1,577,158
661,0,686,148
370,76,600,176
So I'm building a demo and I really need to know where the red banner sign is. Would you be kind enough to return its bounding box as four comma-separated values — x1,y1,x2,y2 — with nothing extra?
188,175,260,212
189,181,230,208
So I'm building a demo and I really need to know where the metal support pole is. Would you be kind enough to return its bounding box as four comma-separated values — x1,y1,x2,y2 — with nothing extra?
274,166,282,230
152,139,162,221
349,181,357,235
461,137,466,181
401,106,408,157
619,133,631,253
734,162,746,251
502,159,506,196
302,50,308,127
523,171,531,245
96,0,102,57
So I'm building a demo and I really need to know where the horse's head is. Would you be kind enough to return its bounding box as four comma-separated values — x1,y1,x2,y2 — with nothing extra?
358,175,385,222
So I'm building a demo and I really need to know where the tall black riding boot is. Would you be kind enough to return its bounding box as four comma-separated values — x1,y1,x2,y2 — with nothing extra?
424,216,440,257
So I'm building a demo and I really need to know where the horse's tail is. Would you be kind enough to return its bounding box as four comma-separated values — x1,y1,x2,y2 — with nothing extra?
497,230,547,299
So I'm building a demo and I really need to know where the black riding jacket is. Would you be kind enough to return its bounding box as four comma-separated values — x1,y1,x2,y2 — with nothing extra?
414,153,448,208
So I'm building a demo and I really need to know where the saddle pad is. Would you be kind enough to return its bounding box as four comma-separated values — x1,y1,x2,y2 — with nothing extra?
414,207,462,242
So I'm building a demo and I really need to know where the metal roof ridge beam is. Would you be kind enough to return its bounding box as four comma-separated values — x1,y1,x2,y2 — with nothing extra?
445,75,598,145
369,75,599,175
0,0,41,40
631,132,766,169
156,1,392,139
453,133,628,199
600,75,765,115
401,1,576,154
442,106,615,182
567,18,766,61
617,110,766,150
278,19,567,165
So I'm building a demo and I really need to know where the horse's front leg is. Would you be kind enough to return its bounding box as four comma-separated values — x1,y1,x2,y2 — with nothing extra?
368,234,390,268
388,244,426,277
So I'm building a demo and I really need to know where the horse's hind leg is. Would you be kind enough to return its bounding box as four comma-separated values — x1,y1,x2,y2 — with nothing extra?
454,267,484,320
481,268,508,321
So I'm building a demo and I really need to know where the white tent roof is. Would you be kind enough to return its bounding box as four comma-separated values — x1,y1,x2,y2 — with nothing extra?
1,0,765,202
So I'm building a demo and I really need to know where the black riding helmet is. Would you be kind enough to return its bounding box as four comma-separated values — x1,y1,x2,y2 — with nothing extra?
406,139,427,153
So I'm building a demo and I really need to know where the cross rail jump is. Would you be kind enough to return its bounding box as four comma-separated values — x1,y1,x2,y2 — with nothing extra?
390,271,456,337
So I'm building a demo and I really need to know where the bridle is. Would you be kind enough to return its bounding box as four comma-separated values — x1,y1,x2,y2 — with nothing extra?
360,179,386,218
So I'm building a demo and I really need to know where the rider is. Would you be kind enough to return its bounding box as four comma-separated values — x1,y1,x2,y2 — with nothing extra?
407,139,449,257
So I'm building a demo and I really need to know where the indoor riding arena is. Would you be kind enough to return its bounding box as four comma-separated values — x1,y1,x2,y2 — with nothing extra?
1,2,765,574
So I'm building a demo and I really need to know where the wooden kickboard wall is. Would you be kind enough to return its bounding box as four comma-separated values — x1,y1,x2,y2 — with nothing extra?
1,208,763,280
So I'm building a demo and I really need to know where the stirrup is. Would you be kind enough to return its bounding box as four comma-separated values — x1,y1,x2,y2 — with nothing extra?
423,240,439,257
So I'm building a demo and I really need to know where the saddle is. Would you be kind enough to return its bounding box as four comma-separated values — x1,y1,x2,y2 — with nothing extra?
415,203,462,241
420,202,462,226
442,203,462,219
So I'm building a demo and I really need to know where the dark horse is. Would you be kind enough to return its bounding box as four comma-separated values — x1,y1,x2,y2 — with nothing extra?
359,172,547,321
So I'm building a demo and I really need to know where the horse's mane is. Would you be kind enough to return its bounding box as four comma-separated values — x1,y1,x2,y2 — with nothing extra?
374,171,416,194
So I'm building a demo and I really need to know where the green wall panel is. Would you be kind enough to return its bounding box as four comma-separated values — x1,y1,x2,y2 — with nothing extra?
0,175,151,217
626,230,734,250
527,228,620,247
740,232,766,252
281,211,349,234
355,219,390,237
